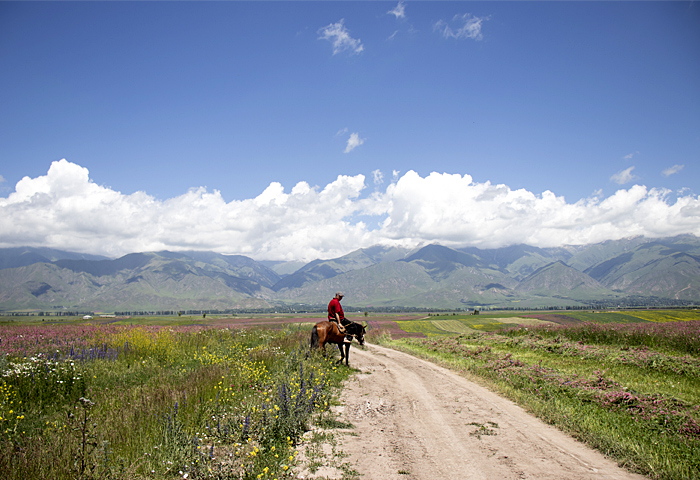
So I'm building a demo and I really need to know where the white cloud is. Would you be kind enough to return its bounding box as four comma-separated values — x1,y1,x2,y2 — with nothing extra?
344,132,365,153
388,1,406,20
623,151,640,160
434,13,488,41
0,175,5,183
372,169,384,185
2,160,700,260
318,19,364,55
662,164,684,177
610,166,638,185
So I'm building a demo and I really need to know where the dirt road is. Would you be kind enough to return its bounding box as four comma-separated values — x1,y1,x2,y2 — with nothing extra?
306,343,648,480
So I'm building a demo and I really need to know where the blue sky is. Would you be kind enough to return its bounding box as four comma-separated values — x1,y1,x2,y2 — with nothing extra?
1,2,699,260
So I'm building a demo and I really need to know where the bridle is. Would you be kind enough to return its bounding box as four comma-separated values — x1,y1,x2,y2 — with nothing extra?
335,321,365,343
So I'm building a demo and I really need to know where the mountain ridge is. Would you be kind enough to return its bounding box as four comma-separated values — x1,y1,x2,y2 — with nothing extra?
1,235,699,311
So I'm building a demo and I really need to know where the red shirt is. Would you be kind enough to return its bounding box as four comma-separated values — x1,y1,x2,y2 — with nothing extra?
328,298,345,322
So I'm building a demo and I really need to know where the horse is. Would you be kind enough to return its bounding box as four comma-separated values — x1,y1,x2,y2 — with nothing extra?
310,320,366,366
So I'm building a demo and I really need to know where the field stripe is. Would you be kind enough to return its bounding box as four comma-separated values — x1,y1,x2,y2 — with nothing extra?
431,320,476,334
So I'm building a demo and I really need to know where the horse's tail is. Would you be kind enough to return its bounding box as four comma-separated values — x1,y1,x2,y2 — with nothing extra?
310,325,319,350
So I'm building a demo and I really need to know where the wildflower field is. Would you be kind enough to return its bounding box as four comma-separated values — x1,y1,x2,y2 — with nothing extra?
384,319,700,480
0,321,351,480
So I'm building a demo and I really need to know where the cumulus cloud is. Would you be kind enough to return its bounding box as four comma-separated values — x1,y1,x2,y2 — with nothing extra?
388,1,406,20
610,166,638,185
344,132,365,153
318,19,364,55
372,169,384,185
2,160,700,260
434,13,488,41
623,151,639,160
662,164,684,177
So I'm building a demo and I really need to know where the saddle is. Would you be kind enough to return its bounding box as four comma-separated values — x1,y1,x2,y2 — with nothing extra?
334,320,347,333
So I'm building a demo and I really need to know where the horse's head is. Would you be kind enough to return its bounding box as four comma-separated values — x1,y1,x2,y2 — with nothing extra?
356,322,366,346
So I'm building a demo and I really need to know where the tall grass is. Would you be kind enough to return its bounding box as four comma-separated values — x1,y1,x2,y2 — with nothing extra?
384,321,700,480
0,324,350,479
506,320,700,356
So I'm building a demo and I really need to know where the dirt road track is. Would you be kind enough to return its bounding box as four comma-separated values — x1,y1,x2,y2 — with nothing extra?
328,343,647,480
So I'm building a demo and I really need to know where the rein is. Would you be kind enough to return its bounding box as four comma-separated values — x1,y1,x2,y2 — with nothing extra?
333,321,363,339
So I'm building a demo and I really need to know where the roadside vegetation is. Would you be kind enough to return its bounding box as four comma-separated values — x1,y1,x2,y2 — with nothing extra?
378,318,700,480
0,322,352,480
2,309,699,479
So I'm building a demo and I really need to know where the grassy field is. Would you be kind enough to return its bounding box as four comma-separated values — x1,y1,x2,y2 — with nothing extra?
0,321,352,480
3,309,700,479
524,309,700,325
381,309,700,339
380,320,700,480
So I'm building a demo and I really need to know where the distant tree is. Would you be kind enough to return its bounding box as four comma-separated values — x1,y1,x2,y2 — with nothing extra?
364,312,369,317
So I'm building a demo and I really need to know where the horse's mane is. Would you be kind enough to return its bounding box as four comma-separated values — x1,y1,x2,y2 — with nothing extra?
345,321,364,332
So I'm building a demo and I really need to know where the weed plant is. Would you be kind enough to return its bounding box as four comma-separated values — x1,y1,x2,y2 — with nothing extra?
0,324,350,479
385,321,700,480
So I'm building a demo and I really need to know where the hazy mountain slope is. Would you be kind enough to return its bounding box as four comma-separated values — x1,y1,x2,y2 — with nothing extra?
585,236,700,300
272,246,411,291
567,236,651,272
0,247,109,270
622,253,700,300
516,261,616,301
401,266,520,308
0,253,272,311
55,253,152,276
83,266,271,311
459,244,573,280
0,263,101,310
1,236,699,311
260,260,307,277
589,251,700,300
157,251,282,289
401,244,484,279
276,256,519,309
274,261,435,307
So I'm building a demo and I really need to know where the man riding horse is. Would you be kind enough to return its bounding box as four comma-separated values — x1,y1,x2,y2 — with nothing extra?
328,292,353,343
310,292,366,366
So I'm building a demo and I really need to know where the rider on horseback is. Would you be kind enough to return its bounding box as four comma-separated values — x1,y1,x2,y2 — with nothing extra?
328,292,353,343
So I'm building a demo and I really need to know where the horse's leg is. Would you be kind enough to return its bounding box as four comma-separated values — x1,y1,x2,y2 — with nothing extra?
337,343,345,364
344,343,350,366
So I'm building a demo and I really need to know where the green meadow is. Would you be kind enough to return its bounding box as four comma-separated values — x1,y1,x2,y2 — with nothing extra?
2,309,700,479
0,320,351,480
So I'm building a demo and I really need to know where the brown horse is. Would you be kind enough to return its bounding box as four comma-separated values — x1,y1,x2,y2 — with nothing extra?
310,320,366,366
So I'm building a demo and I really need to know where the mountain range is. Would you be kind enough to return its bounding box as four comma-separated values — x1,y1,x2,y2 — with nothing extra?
1,235,699,312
